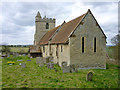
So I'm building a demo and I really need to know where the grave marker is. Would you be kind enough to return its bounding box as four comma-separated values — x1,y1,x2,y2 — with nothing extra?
21,63,26,68
47,63,54,69
86,71,93,81
61,61,70,73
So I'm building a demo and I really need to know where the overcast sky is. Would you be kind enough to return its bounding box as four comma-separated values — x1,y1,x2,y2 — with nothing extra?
0,2,118,45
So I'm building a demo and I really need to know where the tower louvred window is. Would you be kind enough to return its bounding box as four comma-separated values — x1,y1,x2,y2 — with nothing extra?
46,23,49,29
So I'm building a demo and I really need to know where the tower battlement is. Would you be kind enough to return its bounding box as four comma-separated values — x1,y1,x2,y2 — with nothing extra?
35,17,56,23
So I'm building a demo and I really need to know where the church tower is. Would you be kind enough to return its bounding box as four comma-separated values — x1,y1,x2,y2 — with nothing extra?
34,11,56,45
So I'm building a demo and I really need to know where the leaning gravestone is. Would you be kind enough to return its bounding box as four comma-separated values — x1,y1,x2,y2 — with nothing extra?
61,62,70,73
86,71,93,81
21,63,26,68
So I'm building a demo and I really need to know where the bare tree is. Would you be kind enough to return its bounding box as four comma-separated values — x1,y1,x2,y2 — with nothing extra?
111,34,120,45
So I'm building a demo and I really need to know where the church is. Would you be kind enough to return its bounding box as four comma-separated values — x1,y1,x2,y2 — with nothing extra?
30,9,107,69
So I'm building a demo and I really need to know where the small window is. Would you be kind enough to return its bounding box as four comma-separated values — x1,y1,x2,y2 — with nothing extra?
46,23,49,29
94,37,96,52
82,37,84,53
56,45,58,58
61,45,62,52
43,46,45,53
49,44,51,52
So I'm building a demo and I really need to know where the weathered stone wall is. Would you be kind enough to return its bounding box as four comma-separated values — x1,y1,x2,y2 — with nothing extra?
69,12,106,69
41,44,70,66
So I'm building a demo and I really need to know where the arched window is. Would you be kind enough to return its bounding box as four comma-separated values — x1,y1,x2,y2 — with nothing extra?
46,23,49,29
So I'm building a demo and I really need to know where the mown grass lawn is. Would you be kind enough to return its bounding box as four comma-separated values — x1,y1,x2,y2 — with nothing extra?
2,56,119,88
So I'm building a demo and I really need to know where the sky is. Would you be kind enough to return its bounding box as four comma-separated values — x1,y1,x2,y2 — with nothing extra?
0,1,118,45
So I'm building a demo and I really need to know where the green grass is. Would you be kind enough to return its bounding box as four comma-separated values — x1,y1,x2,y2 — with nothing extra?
0,46,29,53
2,56,119,88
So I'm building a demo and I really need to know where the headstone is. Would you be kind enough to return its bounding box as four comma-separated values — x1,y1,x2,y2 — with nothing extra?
16,53,19,57
7,53,10,57
36,57,42,64
62,61,67,67
23,54,26,56
86,72,93,81
17,60,23,61
46,56,50,63
39,63,44,67
19,63,21,65
21,63,26,68
70,65,78,73
47,63,54,69
49,56,54,63
61,61,70,73
36,57,44,67
27,60,31,61
43,57,46,64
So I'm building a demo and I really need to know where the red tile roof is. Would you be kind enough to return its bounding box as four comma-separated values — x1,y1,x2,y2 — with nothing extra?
39,25,61,45
39,13,86,45
39,9,106,45
50,14,86,44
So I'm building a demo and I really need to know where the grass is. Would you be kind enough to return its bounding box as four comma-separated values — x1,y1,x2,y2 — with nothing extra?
2,56,119,88
0,46,29,53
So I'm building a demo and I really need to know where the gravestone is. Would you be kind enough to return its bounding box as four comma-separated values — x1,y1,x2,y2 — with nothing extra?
36,57,42,64
21,63,26,68
27,60,31,61
17,60,23,61
61,61,70,73
19,63,21,65
49,56,54,63
22,54,26,56
62,61,67,67
16,53,19,57
36,57,44,67
47,62,54,69
7,53,10,57
43,57,46,64
70,65,78,73
86,72,93,81
45,56,50,63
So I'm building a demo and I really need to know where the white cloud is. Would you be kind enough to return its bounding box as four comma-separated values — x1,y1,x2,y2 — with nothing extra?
1,2,118,45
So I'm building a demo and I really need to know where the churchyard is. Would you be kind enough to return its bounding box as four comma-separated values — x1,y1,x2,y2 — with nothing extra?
1,54,119,88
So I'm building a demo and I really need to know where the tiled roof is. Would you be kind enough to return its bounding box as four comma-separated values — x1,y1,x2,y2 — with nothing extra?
50,14,86,44
39,25,61,45
39,13,86,45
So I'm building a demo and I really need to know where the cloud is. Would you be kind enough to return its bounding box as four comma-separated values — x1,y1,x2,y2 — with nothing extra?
1,2,118,45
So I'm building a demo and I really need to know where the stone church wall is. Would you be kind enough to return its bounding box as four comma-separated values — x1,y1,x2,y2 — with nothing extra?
69,11,106,69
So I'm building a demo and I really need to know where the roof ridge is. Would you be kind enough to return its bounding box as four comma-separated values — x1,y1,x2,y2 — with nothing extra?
49,21,66,42
68,13,87,38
